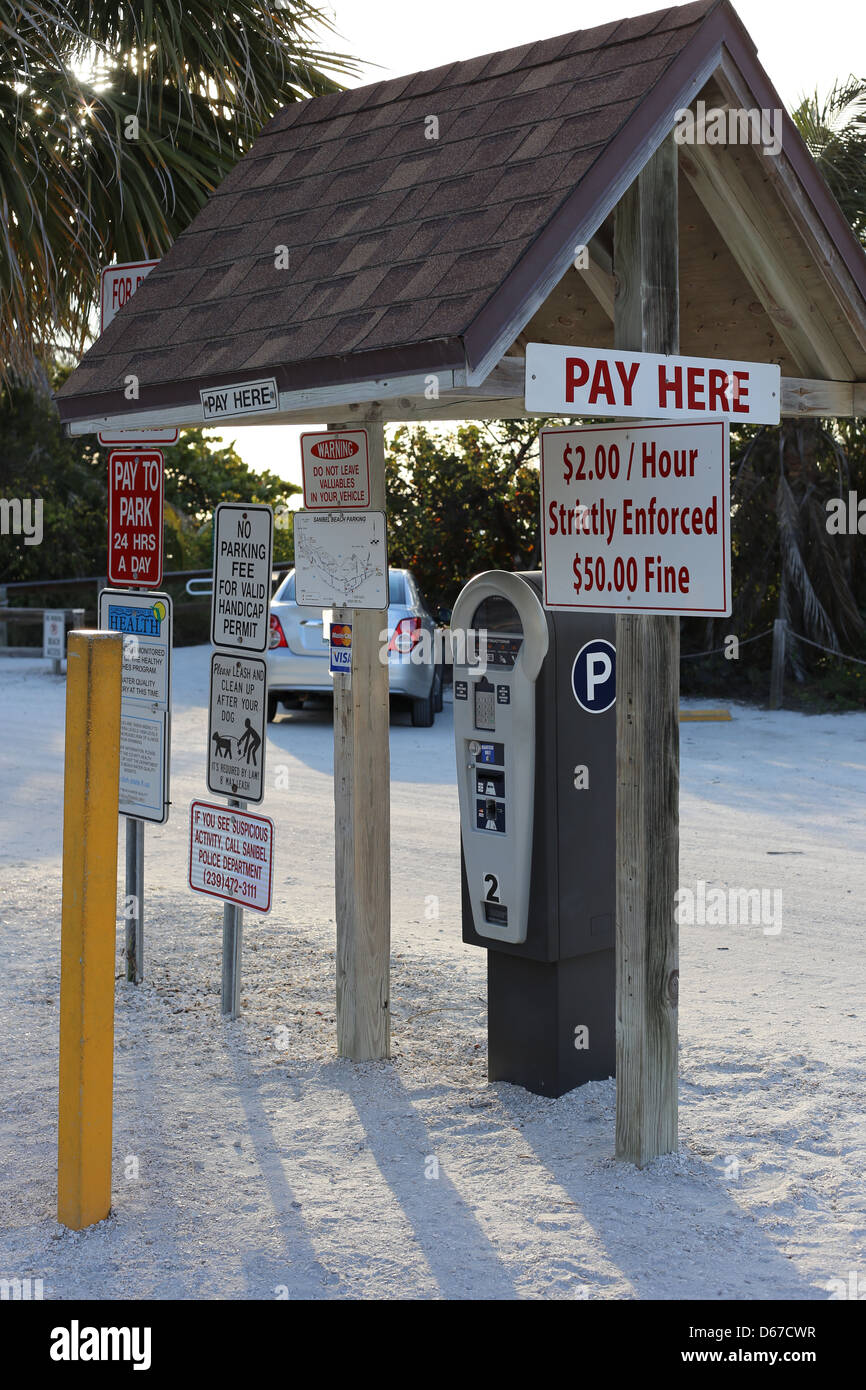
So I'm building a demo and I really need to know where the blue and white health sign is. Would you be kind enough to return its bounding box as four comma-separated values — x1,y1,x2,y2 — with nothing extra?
99,588,173,823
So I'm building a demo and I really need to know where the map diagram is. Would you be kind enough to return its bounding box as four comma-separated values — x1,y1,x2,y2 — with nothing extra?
294,511,388,608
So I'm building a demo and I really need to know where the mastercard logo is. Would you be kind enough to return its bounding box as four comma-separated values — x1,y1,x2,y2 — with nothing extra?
331,625,352,647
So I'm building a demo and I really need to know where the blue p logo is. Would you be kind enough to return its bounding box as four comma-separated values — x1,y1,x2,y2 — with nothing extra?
572,639,616,713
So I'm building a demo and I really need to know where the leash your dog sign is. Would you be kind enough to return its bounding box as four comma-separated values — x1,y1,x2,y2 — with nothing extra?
207,652,267,803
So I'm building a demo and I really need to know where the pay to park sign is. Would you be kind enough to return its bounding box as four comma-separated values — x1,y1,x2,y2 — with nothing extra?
540,420,731,617
108,449,164,587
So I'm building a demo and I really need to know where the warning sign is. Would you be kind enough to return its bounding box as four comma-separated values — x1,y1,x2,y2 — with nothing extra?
207,653,267,802
211,502,274,654
188,800,274,914
108,450,164,587
301,430,370,509
540,420,731,616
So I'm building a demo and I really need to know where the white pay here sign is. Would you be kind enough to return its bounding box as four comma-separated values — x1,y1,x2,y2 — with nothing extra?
540,420,731,616
525,343,780,424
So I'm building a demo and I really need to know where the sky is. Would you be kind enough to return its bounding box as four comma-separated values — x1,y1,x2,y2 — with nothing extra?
222,0,865,490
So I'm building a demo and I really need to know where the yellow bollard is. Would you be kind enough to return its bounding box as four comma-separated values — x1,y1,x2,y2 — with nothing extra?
57,630,122,1229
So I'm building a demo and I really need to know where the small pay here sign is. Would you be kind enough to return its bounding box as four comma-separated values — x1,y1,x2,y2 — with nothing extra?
540,420,731,616
526,343,780,424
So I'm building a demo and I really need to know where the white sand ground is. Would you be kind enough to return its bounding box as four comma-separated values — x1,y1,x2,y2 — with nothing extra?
0,646,864,1300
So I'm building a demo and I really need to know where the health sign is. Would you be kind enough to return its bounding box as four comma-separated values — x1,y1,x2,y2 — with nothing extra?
539,420,731,617
108,450,164,587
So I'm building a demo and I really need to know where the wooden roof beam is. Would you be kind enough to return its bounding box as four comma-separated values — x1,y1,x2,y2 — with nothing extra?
580,237,616,321
62,360,866,431
680,142,856,380
714,53,866,361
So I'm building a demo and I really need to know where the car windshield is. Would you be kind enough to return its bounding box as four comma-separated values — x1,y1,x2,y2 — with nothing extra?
277,569,408,605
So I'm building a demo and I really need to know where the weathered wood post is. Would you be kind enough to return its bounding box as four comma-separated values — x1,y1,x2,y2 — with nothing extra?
769,618,787,709
613,135,680,1165
330,412,391,1060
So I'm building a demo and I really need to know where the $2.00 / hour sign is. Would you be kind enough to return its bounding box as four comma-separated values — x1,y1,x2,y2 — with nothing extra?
540,420,731,617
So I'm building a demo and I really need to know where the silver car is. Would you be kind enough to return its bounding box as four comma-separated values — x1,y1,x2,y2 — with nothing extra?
267,567,444,727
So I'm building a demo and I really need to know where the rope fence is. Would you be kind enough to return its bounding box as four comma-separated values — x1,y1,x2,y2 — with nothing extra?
680,627,773,660
681,625,866,669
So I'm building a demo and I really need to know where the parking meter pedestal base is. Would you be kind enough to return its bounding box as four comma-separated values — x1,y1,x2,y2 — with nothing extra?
487,948,615,1098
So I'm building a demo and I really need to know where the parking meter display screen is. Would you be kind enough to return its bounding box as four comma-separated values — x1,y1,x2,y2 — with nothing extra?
472,596,524,668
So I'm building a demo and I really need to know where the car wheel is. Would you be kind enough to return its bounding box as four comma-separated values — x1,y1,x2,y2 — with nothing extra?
433,663,444,713
411,688,435,727
267,693,279,722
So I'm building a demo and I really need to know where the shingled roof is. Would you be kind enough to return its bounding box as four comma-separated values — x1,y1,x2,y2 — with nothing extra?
57,0,866,429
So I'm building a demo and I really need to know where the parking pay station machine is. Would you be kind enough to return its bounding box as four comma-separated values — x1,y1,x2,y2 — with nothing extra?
451,571,616,1097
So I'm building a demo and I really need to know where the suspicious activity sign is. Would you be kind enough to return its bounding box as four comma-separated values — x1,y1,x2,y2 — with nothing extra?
540,420,731,616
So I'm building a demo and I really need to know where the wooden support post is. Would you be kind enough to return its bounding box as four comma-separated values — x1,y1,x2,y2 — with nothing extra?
57,630,122,1228
330,414,391,1060
613,135,680,1165
769,618,787,709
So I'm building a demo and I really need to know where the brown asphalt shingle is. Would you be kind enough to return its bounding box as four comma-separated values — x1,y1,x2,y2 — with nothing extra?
58,1,720,410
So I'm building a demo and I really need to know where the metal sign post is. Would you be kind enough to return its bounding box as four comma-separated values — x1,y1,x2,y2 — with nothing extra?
221,798,246,1020
125,817,144,983
200,502,274,1016
99,589,173,982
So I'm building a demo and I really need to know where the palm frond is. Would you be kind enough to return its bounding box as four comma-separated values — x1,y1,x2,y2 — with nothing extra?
1,0,358,384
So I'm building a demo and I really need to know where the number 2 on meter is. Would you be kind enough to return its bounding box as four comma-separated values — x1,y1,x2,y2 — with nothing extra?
484,873,500,903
